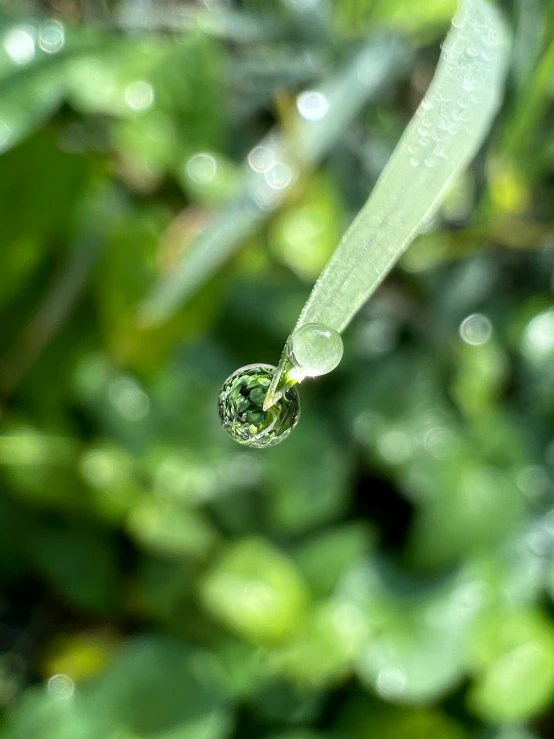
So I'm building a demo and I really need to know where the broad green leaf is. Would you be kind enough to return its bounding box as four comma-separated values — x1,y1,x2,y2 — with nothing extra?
468,609,554,722
199,538,309,644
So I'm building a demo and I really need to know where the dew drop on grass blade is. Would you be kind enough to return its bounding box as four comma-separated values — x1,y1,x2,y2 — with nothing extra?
263,0,510,412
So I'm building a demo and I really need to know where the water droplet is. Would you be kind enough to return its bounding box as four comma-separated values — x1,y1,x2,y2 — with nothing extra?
248,145,274,173
218,364,300,448
522,309,554,360
265,161,294,190
459,313,493,345
410,157,419,167
424,157,434,168
3,27,35,65
124,80,154,111
376,666,406,698
186,152,217,185
38,20,65,53
47,674,74,701
296,90,329,121
290,323,343,377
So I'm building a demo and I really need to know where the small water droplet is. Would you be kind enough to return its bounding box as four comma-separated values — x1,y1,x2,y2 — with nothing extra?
47,674,74,701
296,90,329,121
248,145,274,173
290,323,343,377
186,152,218,185
459,313,493,346
38,20,65,53
124,80,154,111
410,157,419,167
265,161,294,190
3,26,35,65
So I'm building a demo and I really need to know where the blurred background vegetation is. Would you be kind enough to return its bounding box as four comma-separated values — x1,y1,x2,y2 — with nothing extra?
0,0,553,737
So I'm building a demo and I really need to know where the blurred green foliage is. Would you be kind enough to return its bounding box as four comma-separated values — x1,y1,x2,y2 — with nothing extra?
0,0,553,738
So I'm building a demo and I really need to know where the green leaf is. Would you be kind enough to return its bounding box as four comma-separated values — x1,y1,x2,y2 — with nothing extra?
29,524,121,613
86,636,232,738
468,609,554,723
293,523,376,598
199,538,309,644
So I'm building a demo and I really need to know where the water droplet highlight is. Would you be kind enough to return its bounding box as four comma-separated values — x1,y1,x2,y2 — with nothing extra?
296,90,329,121
4,27,35,65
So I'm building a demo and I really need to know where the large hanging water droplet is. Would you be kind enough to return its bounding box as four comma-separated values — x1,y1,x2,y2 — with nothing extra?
290,323,343,377
218,364,300,448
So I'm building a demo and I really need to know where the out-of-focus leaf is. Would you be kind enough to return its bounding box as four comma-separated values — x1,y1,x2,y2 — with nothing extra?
0,426,87,512
293,523,376,599
29,524,121,613
334,0,457,39
86,635,232,739
337,697,469,739
264,413,350,534
269,175,344,281
199,538,309,645
126,497,218,560
42,632,119,683
0,134,89,312
273,599,370,687
468,609,554,723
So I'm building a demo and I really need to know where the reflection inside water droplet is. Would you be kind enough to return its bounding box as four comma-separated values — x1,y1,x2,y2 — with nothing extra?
218,364,300,448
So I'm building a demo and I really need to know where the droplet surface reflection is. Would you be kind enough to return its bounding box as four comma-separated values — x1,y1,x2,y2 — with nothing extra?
218,364,300,448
